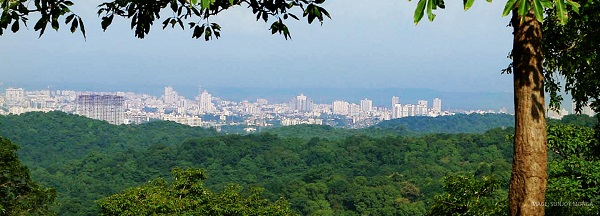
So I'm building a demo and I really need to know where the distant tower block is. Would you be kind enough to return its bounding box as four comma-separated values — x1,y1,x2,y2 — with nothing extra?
417,100,428,116
199,90,215,113
294,94,313,112
76,94,125,124
391,96,400,108
360,98,373,112
163,86,178,105
433,98,442,113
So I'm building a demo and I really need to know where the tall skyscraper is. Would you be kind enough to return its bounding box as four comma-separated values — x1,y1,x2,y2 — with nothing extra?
433,98,442,113
360,98,373,113
294,94,313,112
199,90,215,113
76,94,124,125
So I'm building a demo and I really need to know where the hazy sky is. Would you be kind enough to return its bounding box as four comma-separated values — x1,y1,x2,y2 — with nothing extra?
0,0,514,93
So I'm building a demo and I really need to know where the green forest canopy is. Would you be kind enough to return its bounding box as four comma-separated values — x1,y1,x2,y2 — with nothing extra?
0,111,597,215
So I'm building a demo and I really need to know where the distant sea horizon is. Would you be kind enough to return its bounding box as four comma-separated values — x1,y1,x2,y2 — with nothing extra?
3,81,518,111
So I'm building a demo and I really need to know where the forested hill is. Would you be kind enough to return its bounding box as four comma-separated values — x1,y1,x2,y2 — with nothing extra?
0,111,597,215
0,111,218,165
266,114,516,140
371,113,515,134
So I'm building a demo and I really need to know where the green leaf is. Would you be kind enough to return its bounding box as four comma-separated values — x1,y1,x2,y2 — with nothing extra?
192,25,204,39
229,0,234,5
65,14,75,24
204,26,212,41
78,17,86,39
101,15,114,31
201,0,214,9
51,18,59,31
319,6,331,19
414,0,426,24
70,18,78,33
438,0,446,9
502,0,517,17
539,0,553,8
191,0,198,5
427,0,436,21
191,7,201,16
517,0,529,17
464,0,475,11
11,20,19,33
532,0,544,22
177,19,184,30
565,0,580,14
555,0,567,24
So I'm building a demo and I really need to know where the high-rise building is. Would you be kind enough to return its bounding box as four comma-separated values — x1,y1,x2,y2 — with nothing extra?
199,90,215,113
416,100,428,116
360,98,373,113
5,87,25,105
294,94,313,112
392,104,402,119
76,94,124,125
332,100,350,115
163,86,179,105
572,101,596,116
391,96,399,108
433,98,442,113
349,103,361,116
402,104,416,117
256,98,268,106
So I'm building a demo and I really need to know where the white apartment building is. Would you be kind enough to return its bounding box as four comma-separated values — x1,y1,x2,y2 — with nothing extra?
360,98,373,113
76,94,125,125
333,100,350,115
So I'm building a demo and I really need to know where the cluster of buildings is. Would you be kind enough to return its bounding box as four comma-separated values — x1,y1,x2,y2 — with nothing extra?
2,86,593,130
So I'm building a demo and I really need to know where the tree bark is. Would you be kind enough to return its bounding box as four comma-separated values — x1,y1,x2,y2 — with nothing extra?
509,8,547,216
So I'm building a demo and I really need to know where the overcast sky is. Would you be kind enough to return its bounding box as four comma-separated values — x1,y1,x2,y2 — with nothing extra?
0,0,514,93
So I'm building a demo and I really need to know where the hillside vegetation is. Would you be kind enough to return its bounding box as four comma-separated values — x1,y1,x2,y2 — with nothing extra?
0,112,596,215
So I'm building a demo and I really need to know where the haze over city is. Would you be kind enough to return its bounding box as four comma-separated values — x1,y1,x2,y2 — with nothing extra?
1,0,514,94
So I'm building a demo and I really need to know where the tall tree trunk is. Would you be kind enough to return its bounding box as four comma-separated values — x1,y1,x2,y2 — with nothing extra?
509,8,547,216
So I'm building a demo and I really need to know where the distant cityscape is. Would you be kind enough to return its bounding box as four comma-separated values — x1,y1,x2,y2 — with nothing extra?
0,86,594,131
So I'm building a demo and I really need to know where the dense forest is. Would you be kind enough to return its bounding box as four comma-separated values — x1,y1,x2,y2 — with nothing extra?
0,111,597,215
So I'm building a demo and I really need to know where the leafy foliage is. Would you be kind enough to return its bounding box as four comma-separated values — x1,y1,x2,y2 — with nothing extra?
0,0,85,38
1,112,516,215
547,114,598,128
1,0,329,40
1,112,597,215
428,174,508,216
411,0,579,25
97,168,296,216
0,111,218,215
0,136,56,216
546,124,599,215
544,0,600,113
371,114,515,135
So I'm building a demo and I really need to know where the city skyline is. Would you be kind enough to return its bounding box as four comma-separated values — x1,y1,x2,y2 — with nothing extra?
3,85,593,130
0,86,503,129
0,83,513,109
